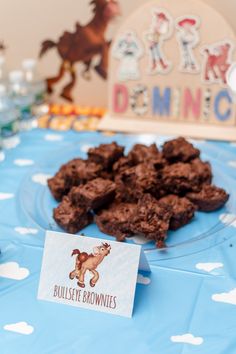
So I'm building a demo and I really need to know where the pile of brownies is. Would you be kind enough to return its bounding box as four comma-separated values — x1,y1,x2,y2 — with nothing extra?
48,137,229,248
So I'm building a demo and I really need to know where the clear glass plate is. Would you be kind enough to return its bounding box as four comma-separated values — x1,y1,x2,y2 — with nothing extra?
18,135,236,261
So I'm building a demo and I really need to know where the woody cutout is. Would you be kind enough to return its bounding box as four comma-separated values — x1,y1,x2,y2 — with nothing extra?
145,10,173,74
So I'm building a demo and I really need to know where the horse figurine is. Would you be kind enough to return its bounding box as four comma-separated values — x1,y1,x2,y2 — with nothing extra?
39,0,121,102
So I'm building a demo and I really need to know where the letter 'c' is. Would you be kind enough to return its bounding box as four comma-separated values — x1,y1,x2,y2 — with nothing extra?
214,90,233,121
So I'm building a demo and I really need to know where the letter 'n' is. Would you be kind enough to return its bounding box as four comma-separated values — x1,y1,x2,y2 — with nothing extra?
183,88,202,119
152,87,171,116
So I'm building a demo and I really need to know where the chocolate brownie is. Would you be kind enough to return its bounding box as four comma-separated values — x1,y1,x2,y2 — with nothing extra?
128,143,167,170
130,194,171,248
53,196,92,234
48,171,68,202
95,202,136,241
118,163,163,200
159,195,196,230
161,162,199,195
190,158,212,185
162,137,200,163
69,178,116,210
88,142,124,168
113,156,134,174
186,184,229,211
48,159,103,201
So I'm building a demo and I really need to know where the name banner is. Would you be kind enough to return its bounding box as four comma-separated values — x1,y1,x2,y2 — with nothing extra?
99,0,236,141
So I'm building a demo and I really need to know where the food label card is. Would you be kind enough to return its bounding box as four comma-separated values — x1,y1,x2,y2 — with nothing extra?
38,231,150,318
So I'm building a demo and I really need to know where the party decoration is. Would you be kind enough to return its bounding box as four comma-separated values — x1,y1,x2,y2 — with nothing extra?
175,16,200,73
112,31,143,81
144,9,173,74
100,0,236,141
39,0,121,102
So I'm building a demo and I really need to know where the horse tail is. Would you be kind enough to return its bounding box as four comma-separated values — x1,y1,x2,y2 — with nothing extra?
39,40,56,58
71,249,80,257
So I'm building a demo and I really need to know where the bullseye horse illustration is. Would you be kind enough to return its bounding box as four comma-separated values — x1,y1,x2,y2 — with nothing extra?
202,42,233,84
69,243,111,288
39,0,121,102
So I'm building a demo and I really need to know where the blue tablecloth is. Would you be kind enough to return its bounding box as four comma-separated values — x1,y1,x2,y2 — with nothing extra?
1,129,236,354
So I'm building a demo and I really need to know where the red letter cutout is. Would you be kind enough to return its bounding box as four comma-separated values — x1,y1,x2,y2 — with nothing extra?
183,88,202,119
113,84,129,114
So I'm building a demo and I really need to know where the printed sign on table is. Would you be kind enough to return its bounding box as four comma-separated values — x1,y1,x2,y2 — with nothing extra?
99,0,236,141
38,231,150,318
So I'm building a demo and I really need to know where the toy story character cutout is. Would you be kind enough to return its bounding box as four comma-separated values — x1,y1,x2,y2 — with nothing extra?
145,9,173,75
201,41,234,85
39,0,121,102
112,31,143,81
176,16,200,73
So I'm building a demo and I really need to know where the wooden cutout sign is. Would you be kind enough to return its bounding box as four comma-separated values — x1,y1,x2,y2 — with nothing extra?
99,0,236,141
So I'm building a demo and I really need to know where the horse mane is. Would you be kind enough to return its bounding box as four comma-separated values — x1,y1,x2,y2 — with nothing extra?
90,0,105,13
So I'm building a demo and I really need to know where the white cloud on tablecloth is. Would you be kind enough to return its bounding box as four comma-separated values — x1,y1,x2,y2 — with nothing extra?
219,214,236,228
171,333,203,345
4,322,34,335
212,288,236,305
137,274,151,285
196,262,223,273
14,159,34,167
14,227,38,235
44,134,63,142
228,161,236,168
3,136,20,149
0,262,29,280
80,144,93,153
0,193,14,200
32,173,51,186
0,151,5,162
130,235,150,245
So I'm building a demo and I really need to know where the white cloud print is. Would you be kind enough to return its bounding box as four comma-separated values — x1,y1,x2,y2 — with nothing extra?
212,288,236,305
219,214,236,228
0,262,29,280
0,193,14,200
14,159,34,167
14,227,38,235
137,274,151,285
32,173,51,186
228,161,236,168
44,134,63,142
171,333,203,346
196,262,223,273
130,235,151,245
0,151,5,162
4,322,34,335
81,144,94,153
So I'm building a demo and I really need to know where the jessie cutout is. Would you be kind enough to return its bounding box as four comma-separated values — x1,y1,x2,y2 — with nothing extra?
176,16,201,73
145,9,173,75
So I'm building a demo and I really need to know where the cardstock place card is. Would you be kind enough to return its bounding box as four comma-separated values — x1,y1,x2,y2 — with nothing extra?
38,231,150,318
